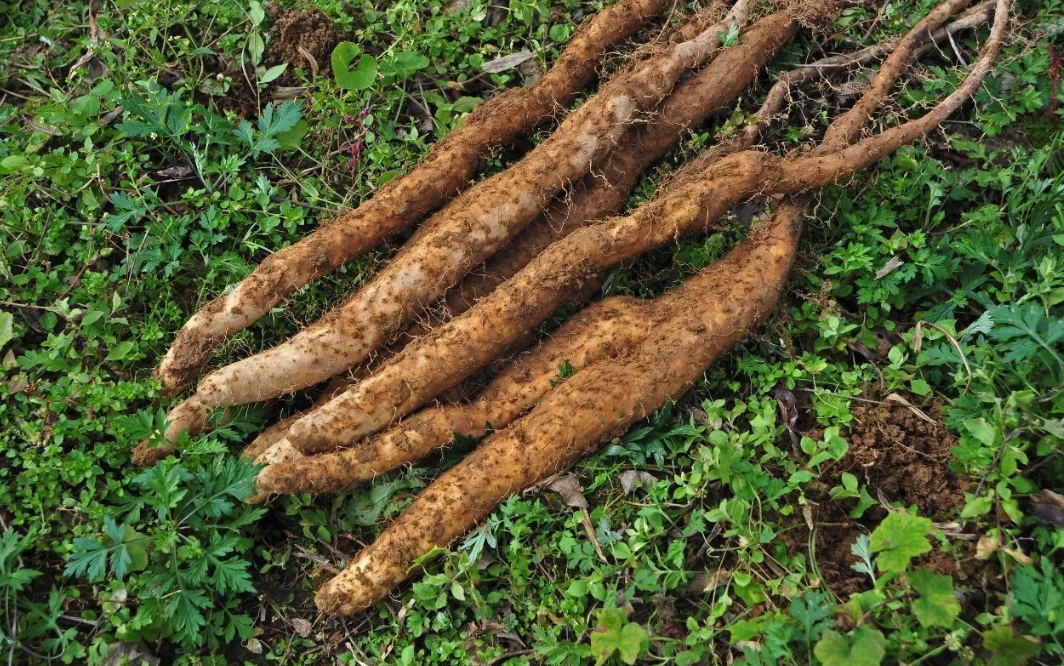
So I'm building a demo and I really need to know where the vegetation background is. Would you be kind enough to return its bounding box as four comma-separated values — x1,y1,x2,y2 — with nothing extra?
0,0,1062,664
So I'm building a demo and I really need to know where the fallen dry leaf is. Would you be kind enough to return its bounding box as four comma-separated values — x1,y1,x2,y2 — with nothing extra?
619,469,658,495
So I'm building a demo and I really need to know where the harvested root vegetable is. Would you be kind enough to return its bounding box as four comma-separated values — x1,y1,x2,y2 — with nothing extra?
315,196,810,614
282,0,996,457
179,0,754,426
254,294,652,480
297,0,1010,614
445,8,800,312
239,9,800,464
154,0,671,395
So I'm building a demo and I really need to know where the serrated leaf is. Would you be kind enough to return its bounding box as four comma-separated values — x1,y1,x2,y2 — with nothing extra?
909,568,960,627
590,608,648,665
814,627,887,666
64,517,145,582
983,626,1041,666
233,120,255,147
114,119,156,138
211,556,255,595
869,512,932,573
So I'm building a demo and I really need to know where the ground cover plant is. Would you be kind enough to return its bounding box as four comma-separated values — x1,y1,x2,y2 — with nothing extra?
0,0,1062,664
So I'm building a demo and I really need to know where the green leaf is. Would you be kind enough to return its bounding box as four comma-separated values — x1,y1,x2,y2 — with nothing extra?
960,494,993,518
105,340,135,361
64,517,145,582
276,119,308,151
908,569,960,627
332,42,377,90
896,154,920,172
380,51,429,80
70,94,100,118
247,32,265,66
869,512,932,573
1009,560,1064,643
983,626,1041,666
964,418,999,447
248,0,265,26
0,529,41,592
0,155,31,173
259,62,288,84
0,311,13,351
233,101,303,157
814,627,887,666
123,526,149,574
591,608,649,665
910,378,931,396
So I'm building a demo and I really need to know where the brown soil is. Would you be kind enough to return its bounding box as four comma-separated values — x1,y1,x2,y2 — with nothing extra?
780,401,972,596
265,5,341,85
845,402,967,517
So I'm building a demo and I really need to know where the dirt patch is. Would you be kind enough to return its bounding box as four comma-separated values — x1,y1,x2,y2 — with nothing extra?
265,5,341,85
779,401,971,596
845,402,967,517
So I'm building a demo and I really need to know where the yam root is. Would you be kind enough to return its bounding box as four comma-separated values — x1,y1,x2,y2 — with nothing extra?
155,0,671,395
291,0,1010,614
236,9,801,464
445,9,801,312
250,0,993,476
283,0,999,457
254,295,652,482
178,0,755,426
255,0,999,482
315,196,810,614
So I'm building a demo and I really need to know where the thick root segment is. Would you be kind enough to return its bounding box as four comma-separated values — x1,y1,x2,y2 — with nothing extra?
446,9,800,312
315,198,808,615
154,0,671,395
279,11,800,455
284,0,1007,456
254,296,652,492
308,0,1011,614
189,1,753,412
248,11,802,467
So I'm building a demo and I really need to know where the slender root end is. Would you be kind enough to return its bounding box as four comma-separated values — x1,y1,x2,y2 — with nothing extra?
131,438,177,466
315,581,366,617
156,323,226,396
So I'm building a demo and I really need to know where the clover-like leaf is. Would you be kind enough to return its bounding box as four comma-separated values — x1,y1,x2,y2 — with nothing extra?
983,625,1041,666
814,627,887,666
869,512,932,573
332,42,377,91
909,568,960,628
591,608,649,665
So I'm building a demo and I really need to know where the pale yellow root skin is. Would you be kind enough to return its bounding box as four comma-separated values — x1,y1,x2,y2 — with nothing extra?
185,1,754,412
253,296,650,493
313,197,806,615
154,0,673,395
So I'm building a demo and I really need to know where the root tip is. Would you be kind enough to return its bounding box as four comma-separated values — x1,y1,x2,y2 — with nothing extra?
131,439,177,466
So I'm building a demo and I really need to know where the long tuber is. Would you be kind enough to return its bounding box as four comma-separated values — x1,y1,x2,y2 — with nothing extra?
155,0,672,395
